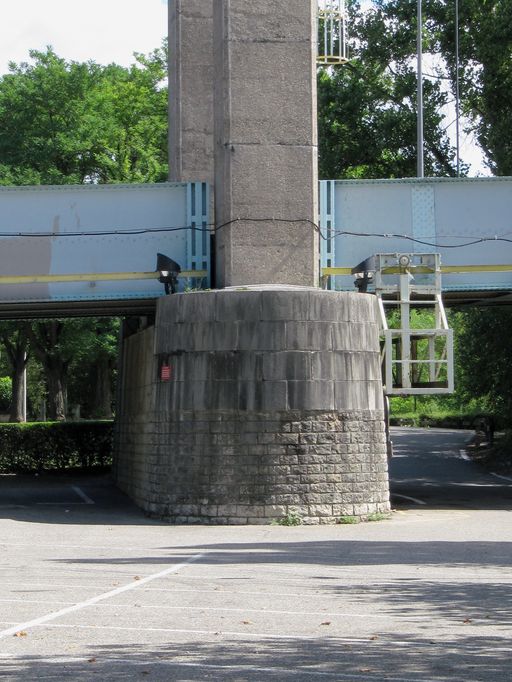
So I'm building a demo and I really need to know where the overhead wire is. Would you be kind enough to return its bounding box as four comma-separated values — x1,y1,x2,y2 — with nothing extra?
0,216,510,250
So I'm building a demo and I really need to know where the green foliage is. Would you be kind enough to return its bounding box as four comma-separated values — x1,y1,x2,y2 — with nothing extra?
367,512,391,522
66,318,120,407
429,0,512,175
273,511,303,526
318,1,459,179
354,0,512,176
453,307,512,420
0,377,11,412
337,515,360,524
483,430,512,474
337,512,390,523
0,45,163,420
0,46,168,185
0,421,113,473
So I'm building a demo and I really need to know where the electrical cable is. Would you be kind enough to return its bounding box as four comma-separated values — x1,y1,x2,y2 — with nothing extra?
0,216,510,250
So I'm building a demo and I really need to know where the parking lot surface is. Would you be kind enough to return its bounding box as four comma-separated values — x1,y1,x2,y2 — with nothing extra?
0,468,511,681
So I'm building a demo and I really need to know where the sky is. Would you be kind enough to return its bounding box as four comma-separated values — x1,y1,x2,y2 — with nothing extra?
0,0,167,73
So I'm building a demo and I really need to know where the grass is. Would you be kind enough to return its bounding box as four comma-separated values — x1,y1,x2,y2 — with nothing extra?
367,512,391,522
273,511,302,526
337,515,360,524
338,513,391,524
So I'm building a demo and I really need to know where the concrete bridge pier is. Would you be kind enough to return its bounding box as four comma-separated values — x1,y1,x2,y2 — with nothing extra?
115,288,389,524
113,0,390,523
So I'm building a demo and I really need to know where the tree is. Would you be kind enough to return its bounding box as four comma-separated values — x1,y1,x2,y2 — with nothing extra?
318,0,459,179
0,323,29,422
22,318,120,422
24,321,71,421
0,46,168,185
452,307,512,418
429,0,512,175
66,318,120,419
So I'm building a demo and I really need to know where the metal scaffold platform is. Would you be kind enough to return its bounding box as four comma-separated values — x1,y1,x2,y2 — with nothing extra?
351,253,454,396
317,0,349,65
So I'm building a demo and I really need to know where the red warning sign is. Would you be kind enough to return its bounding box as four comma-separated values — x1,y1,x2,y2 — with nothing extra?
160,364,172,381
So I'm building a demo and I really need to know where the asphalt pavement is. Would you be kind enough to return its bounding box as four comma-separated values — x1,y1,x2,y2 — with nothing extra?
389,426,512,510
0,428,511,682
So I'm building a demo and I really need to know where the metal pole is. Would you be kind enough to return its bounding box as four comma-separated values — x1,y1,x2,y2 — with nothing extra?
417,0,424,178
455,0,460,176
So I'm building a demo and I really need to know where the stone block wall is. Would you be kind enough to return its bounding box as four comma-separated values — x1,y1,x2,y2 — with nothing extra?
113,325,158,507
140,409,388,524
114,288,390,524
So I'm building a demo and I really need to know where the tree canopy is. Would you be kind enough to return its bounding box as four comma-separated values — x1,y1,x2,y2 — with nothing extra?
0,45,168,185
430,0,512,175
318,0,460,179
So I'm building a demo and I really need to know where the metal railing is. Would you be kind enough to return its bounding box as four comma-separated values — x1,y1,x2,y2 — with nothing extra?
317,0,348,65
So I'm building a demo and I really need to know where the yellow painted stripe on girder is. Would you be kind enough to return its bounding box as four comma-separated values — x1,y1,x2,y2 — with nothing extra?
441,264,512,273
0,270,208,285
322,265,512,277
321,267,353,276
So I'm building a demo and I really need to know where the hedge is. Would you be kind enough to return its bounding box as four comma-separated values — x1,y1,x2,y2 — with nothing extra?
0,421,113,473
389,413,503,430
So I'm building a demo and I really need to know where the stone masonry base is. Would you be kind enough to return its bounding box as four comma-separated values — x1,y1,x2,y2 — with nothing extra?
114,289,391,525
135,409,389,525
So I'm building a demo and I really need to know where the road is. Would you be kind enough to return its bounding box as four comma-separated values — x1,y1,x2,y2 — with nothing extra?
389,426,512,510
0,428,511,681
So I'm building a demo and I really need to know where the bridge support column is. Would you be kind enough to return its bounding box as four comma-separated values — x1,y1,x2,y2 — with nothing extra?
168,0,214,184
113,0,390,524
213,0,319,287
114,289,390,524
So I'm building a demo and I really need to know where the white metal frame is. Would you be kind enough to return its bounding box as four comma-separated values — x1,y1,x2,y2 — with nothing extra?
317,1,348,65
374,253,454,396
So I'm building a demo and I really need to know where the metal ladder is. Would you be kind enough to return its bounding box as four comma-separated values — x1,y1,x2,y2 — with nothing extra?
353,253,454,396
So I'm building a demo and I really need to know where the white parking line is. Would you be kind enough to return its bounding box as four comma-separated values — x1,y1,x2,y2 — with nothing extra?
0,599,390,619
0,553,204,640
491,472,512,483
71,486,95,504
391,493,427,506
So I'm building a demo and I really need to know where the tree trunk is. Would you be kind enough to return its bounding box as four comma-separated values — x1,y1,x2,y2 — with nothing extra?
93,355,113,419
46,365,67,421
9,352,26,423
24,321,68,422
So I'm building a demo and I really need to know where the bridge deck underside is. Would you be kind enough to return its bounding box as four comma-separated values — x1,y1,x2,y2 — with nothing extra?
0,298,157,320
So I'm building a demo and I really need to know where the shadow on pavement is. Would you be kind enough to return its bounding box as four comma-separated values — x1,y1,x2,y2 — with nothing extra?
53,538,512,570
1,632,511,681
0,471,154,525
